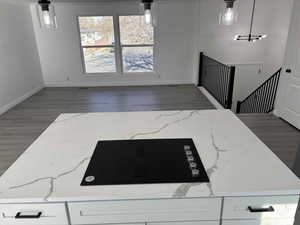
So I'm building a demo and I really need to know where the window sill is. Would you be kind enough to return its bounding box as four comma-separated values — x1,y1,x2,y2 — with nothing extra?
83,72,121,77
123,71,158,77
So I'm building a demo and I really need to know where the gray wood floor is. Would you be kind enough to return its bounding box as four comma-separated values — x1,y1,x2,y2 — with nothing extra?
238,114,300,169
0,84,299,223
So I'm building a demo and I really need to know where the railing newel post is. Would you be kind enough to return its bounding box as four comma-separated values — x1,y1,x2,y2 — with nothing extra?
236,101,241,114
198,52,204,86
226,66,235,109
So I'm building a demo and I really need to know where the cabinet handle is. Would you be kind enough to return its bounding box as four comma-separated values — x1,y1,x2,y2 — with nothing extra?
15,211,42,219
248,206,275,213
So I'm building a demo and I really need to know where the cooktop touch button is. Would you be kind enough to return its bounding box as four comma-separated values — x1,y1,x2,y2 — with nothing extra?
185,150,192,156
187,156,194,162
189,162,197,168
192,169,200,177
184,145,191,150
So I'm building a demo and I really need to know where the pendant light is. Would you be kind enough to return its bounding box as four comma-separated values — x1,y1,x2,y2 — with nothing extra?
142,0,153,25
219,0,238,26
234,0,267,42
37,0,57,29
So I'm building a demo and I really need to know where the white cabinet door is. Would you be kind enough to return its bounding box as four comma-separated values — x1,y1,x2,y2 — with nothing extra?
149,221,219,225
222,219,294,225
275,0,300,129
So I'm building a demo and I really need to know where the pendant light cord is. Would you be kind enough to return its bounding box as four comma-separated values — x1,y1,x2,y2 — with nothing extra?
249,0,256,36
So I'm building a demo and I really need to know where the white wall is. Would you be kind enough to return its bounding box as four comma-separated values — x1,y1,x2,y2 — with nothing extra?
31,0,198,87
263,0,294,75
195,0,293,110
0,0,44,114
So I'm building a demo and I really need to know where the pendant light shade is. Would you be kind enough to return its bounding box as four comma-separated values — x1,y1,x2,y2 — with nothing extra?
37,0,57,29
142,0,153,25
219,0,238,26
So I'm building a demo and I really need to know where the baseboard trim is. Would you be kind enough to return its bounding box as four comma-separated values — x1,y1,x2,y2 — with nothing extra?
273,109,280,117
44,80,193,87
198,86,224,109
0,86,44,116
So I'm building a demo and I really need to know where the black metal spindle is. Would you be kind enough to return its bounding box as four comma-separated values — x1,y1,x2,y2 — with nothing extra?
250,95,255,113
220,65,225,105
257,88,263,112
268,71,281,113
219,65,224,105
264,80,271,112
198,52,204,86
257,89,261,112
227,66,235,109
266,77,275,111
262,84,268,112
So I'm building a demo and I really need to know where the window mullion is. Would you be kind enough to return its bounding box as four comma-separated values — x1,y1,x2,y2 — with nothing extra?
82,45,115,48
121,44,154,48
113,14,123,75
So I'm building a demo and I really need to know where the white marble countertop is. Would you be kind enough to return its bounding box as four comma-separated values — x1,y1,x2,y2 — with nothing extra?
0,110,299,203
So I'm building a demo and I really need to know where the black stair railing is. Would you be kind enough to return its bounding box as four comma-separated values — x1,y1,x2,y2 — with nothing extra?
236,68,282,114
198,52,235,109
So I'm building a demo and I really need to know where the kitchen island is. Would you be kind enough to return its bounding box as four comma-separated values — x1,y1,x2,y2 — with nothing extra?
0,110,299,225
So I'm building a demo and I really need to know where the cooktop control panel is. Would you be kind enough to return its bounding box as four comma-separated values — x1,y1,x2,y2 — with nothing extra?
184,145,201,177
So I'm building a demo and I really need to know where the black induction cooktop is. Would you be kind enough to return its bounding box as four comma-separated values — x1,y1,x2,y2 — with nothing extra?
81,139,209,186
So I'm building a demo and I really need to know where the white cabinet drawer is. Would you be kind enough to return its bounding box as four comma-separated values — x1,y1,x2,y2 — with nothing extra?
68,198,222,225
223,195,299,220
0,203,68,225
149,221,219,225
222,219,295,225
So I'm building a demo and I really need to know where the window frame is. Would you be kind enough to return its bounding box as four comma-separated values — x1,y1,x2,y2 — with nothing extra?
77,15,118,75
77,14,156,76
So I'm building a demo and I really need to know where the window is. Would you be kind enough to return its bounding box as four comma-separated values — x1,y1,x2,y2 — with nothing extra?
78,16,116,73
119,16,154,73
78,15,154,74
